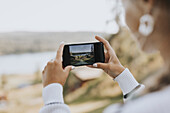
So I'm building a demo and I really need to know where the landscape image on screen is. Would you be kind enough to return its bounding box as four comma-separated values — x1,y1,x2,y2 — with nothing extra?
69,44,95,65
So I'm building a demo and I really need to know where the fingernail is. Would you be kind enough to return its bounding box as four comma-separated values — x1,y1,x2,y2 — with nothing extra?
93,63,97,67
71,66,75,70
60,41,64,45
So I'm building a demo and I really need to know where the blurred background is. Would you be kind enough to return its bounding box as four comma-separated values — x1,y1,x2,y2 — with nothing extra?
0,0,164,113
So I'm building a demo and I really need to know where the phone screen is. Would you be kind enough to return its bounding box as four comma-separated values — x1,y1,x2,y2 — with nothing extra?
63,42,105,67
69,44,95,65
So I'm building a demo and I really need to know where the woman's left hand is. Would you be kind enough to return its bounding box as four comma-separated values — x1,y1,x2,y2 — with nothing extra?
42,42,74,87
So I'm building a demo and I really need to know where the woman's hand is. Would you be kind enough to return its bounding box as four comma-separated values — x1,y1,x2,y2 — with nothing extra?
42,42,74,87
90,36,125,79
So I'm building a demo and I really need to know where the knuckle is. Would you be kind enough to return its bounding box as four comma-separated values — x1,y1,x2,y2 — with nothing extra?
105,40,109,43
54,60,59,64
97,63,101,67
47,62,52,65
98,64,103,68
47,62,50,66
108,64,112,70
104,40,109,44
104,42,109,47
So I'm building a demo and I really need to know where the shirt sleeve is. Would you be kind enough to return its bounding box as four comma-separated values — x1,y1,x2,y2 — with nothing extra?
39,83,71,113
103,68,145,113
114,68,145,102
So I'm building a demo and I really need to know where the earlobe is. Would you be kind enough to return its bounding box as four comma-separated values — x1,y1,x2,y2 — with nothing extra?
148,0,154,13
142,0,154,14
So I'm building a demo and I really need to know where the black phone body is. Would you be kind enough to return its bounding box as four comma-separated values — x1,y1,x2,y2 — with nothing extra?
63,42,105,67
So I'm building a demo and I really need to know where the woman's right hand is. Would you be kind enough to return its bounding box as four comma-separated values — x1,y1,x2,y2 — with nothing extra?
90,36,125,79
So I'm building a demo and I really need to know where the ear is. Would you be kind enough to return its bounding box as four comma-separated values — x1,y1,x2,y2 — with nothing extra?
143,0,155,14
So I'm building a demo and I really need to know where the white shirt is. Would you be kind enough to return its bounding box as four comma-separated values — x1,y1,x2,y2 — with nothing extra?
39,68,170,113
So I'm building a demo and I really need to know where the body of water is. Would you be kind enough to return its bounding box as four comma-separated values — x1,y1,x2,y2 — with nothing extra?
0,52,56,75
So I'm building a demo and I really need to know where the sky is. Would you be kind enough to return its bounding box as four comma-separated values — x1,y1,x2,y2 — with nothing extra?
70,44,93,53
0,0,118,32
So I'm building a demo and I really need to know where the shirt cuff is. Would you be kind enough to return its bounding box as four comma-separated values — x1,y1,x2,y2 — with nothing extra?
114,68,139,95
42,83,64,105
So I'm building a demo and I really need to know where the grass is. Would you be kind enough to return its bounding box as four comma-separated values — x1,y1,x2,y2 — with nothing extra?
64,73,123,113
65,77,103,104
72,96,123,113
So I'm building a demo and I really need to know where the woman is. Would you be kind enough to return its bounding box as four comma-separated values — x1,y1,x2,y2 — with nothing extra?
39,0,170,113
105,0,170,112
121,0,170,91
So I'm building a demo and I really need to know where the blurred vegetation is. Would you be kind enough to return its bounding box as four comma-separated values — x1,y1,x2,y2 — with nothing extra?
64,73,122,104
0,32,108,55
32,69,42,85
0,28,163,113
0,75,7,89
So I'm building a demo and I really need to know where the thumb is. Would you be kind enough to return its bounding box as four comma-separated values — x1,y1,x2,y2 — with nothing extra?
93,63,108,70
64,66,75,72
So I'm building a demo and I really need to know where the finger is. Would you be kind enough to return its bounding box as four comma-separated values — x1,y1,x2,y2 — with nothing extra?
47,61,53,66
56,42,65,62
86,65,95,68
95,36,112,51
93,63,108,70
104,52,109,63
64,66,75,72
95,36,117,60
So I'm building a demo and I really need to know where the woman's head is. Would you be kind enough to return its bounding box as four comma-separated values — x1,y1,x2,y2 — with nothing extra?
121,0,170,91
122,0,170,62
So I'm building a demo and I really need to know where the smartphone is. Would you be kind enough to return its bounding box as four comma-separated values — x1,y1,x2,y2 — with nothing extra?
63,42,105,67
